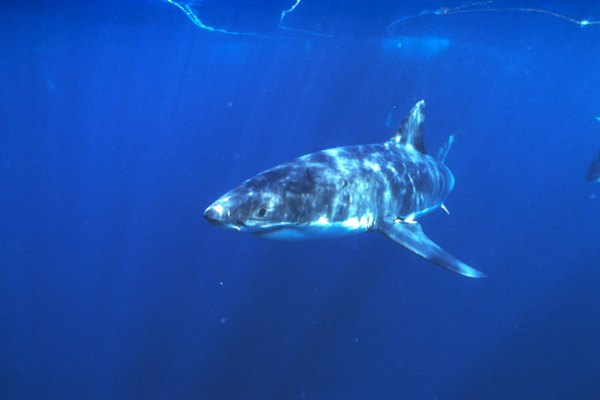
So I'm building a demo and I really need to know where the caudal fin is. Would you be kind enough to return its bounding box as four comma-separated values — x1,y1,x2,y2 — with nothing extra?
437,135,455,163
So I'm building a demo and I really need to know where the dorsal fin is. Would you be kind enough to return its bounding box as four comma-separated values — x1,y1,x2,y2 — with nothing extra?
391,100,426,154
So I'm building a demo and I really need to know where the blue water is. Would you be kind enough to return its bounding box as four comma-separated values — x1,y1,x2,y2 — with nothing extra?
1,1,599,399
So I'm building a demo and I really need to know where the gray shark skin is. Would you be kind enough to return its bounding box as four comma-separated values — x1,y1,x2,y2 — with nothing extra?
586,149,600,182
204,100,485,278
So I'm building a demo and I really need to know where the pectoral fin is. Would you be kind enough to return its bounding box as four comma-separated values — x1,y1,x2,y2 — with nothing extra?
378,220,485,278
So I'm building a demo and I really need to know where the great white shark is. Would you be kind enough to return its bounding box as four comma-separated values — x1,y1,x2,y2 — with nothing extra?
586,149,600,182
204,100,485,278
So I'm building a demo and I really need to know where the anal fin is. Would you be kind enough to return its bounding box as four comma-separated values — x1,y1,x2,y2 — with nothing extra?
378,220,485,278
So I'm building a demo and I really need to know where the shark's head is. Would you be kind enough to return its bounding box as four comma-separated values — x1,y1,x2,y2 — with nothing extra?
203,188,284,234
204,164,329,237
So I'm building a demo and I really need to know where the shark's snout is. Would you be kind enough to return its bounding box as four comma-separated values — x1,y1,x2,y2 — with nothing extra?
204,201,245,231
203,203,227,226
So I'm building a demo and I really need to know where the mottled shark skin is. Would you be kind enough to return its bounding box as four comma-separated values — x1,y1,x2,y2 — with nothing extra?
586,149,600,182
204,100,485,278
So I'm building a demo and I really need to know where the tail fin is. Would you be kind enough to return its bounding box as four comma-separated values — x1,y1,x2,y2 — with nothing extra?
437,135,454,163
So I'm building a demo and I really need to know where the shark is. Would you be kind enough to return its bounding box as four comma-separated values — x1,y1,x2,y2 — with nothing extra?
204,100,485,278
587,149,600,182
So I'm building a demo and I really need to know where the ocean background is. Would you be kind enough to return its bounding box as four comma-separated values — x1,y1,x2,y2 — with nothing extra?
2,1,600,398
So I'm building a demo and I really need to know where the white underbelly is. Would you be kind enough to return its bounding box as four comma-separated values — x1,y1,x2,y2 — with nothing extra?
258,222,368,240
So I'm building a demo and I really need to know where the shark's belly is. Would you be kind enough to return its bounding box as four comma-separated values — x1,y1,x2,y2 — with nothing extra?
257,221,368,240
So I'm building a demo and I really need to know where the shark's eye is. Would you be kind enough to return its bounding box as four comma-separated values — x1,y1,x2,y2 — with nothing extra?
257,208,267,217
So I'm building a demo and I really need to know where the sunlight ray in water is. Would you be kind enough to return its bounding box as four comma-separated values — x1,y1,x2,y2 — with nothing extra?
387,0,599,34
165,0,240,35
165,0,277,38
167,0,599,40
278,0,302,31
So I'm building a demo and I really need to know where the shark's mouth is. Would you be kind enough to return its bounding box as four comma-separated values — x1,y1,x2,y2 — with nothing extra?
204,216,243,231
245,222,298,235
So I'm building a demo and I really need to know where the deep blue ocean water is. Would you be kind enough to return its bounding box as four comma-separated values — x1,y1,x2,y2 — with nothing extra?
1,1,600,399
